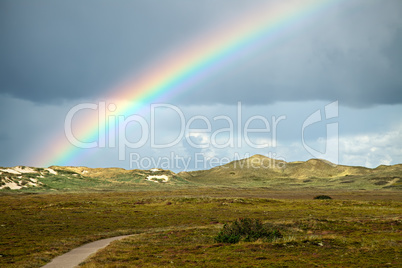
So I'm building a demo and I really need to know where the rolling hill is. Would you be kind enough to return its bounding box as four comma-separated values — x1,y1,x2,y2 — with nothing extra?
180,155,401,189
1,155,401,191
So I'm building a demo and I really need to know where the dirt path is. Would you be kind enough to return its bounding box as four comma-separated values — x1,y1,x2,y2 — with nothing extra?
41,235,131,268
42,225,220,268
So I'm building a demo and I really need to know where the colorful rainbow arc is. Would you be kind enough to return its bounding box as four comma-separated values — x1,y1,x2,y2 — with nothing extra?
36,0,339,167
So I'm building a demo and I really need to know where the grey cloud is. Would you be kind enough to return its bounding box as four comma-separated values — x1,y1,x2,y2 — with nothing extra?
1,0,401,107
0,0,235,102
177,0,402,107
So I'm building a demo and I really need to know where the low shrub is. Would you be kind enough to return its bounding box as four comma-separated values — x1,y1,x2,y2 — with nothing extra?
214,218,282,243
314,195,332,200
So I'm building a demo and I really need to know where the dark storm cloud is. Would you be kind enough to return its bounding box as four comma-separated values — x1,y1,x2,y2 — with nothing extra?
176,0,402,107
0,0,231,102
1,0,401,107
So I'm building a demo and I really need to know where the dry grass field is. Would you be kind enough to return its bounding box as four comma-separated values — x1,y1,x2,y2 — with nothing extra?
1,156,401,267
0,188,400,267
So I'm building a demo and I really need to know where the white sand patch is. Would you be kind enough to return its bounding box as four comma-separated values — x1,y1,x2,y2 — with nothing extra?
0,178,22,190
46,168,58,175
0,168,21,175
150,168,161,172
146,175,169,183
0,166,37,175
27,181,38,187
82,170,89,174
0,177,42,189
14,166,37,174
1,182,22,190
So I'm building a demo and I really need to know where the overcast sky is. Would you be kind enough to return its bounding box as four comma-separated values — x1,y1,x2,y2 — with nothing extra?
1,0,401,171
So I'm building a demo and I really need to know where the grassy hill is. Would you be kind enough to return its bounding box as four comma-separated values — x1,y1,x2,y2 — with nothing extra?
1,155,401,192
0,166,189,192
180,155,402,189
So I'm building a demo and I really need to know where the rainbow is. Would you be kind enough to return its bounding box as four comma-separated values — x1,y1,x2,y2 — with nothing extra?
35,0,340,167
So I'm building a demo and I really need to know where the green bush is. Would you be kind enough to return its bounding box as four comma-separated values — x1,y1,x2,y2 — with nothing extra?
214,218,282,243
314,195,332,200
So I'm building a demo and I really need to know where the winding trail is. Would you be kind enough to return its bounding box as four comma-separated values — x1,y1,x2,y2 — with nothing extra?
42,225,220,268
41,235,131,268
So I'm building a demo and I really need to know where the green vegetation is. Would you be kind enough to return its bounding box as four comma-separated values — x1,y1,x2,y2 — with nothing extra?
0,156,400,267
180,155,402,190
1,156,402,192
0,189,401,267
214,218,282,243
314,195,333,200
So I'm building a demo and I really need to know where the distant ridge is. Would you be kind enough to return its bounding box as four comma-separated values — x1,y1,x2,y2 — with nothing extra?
179,155,371,180
179,155,402,189
1,155,401,191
